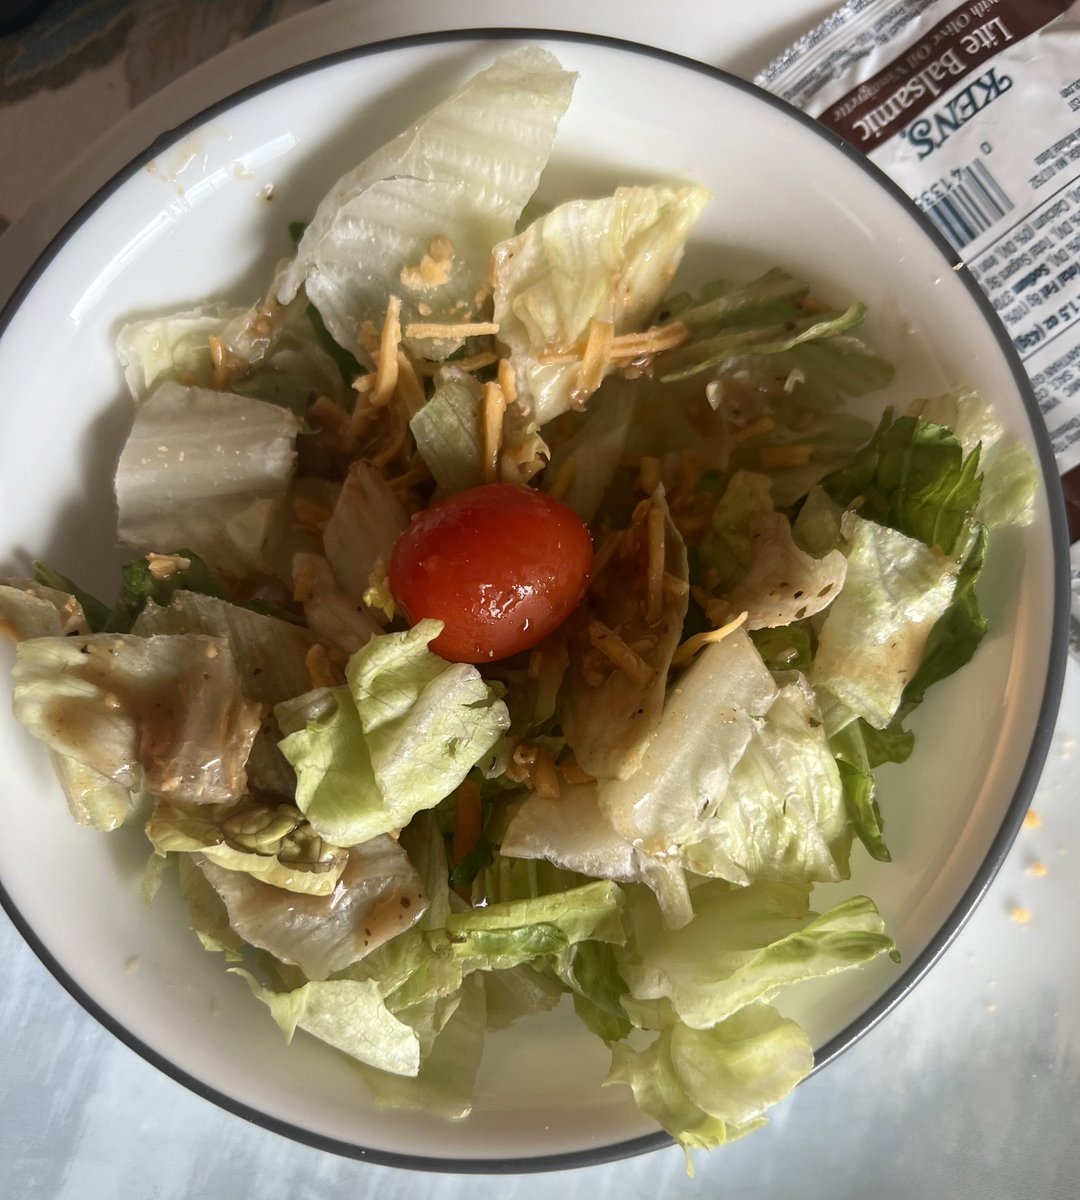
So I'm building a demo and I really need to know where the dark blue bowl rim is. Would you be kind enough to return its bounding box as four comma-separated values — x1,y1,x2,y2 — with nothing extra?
0,24,1071,1177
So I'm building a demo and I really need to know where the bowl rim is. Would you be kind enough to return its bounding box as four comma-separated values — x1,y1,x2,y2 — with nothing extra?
0,25,1071,1176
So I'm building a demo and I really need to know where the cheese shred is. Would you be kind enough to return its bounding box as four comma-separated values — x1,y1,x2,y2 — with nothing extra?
481,381,507,484
671,611,749,667
588,620,653,689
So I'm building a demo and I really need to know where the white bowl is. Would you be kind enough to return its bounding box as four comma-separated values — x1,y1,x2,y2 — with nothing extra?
0,31,1069,1171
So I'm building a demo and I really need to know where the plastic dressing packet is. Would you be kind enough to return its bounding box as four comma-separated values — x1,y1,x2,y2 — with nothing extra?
755,0,1080,647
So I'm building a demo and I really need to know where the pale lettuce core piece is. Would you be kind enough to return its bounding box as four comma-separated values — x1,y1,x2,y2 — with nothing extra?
322,460,408,612
50,751,139,832
277,621,509,845
597,629,775,858
114,380,300,576
811,513,960,730
680,676,851,887
117,303,242,401
199,834,426,979
500,782,695,929
276,46,577,357
292,551,383,657
409,368,485,494
12,633,260,806
133,590,319,801
492,184,710,422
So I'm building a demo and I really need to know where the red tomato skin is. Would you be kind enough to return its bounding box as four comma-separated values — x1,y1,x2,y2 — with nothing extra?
389,484,593,663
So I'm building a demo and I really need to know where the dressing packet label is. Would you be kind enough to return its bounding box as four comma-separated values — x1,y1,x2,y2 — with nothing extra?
756,0,1080,483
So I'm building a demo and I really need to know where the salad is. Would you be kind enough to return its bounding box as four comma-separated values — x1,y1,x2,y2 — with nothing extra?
0,47,1038,1163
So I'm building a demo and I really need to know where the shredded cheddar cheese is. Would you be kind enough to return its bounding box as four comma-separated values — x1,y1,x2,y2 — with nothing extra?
404,320,499,340
497,357,518,406
645,504,666,625
587,620,653,689
481,380,507,484
759,443,812,469
145,552,191,581
671,610,749,667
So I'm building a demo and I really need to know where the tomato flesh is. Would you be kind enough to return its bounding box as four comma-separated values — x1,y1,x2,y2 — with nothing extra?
389,484,593,663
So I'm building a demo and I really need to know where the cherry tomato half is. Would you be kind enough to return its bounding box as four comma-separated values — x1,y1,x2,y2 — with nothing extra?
389,484,593,663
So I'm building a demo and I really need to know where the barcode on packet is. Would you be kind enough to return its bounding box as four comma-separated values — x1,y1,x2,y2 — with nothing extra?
920,160,1014,251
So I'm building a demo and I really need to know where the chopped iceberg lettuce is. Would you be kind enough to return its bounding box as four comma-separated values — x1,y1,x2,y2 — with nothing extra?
811,514,960,730
199,834,426,979
12,633,260,806
492,184,709,421
276,46,576,357
115,381,300,576
278,621,509,845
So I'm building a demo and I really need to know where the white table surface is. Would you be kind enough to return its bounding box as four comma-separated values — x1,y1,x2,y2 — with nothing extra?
2,3,1078,1196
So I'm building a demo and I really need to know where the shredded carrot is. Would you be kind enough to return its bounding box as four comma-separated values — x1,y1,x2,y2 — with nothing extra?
574,318,614,399
451,779,483,867
759,443,812,468
559,758,595,786
395,350,427,418
539,319,690,366
362,295,402,417
291,495,334,534
731,416,776,443
304,643,337,689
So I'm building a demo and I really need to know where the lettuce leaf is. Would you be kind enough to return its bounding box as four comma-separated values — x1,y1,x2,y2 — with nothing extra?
114,381,300,576
277,621,509,845
492,184,709,421
617,881,894,1029
276,46,576,358
234,970,421,1076
12,633,260,806
606,1005,810,1160
810,514,960,730
198,834,426,979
